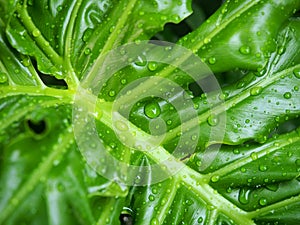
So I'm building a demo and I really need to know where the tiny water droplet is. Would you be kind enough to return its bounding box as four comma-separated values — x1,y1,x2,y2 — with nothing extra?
277,46,285,55
208,57,216,65
150,218,159,225
148,194,155,201
239,45,251,55
250,86,263,96
0,72,8,83
197,217,203,223
283,92,292,99
32,29,41,37
108,90,116,97
250,152,258,160
207,114,219,126
259,197,267,206
148,62,158,71
166,119,172,125
84,48,91,55
120,78,127,84
57,5,63,12
293,68,300,79
210,175,219,183
144,102,161,119
115,120,128,131
259,165,268,172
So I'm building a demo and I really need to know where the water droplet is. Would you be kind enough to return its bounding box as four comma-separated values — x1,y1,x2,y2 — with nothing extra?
259,197,268,206
250,152,258,160
108,90,115,97
239,45,251,55
84,48,91,55
144,102,161,119
115,120,128,131
277,46,285,55
293,68,300,79
259,165,268,172
208,57,216,65
150,218,159,225
135,55,147,66
210,175,219,183
82,28,93,42
295,159,300,166
283,92,292,99
207,114,219,126
238,188,250,204
57,5,63,12
148,62,158,71
139,11,145,16
32,29,41,37
0,72,8,83
197,217,203,223
22,58,31,67
166,119,172,125
148,194,155,201
245,119,250,124
120,79,127,85
250,86,263,96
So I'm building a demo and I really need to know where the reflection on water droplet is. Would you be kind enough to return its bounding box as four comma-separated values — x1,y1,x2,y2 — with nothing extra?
144,102,161,119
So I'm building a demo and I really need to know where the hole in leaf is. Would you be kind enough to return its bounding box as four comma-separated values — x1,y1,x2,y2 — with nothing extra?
276,117,300,135
26,119,47,135
32,59,68,89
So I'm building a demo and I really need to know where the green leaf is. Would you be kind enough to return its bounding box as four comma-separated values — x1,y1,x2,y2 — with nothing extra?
0,0,300,225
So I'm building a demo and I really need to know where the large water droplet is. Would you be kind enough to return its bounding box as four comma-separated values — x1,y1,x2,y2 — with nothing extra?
144,102,161,119
238,188,250,205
